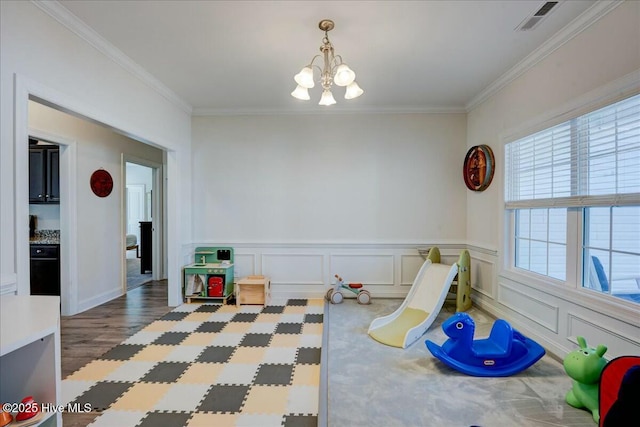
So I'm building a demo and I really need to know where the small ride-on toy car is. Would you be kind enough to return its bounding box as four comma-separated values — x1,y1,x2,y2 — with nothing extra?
325,274,371,304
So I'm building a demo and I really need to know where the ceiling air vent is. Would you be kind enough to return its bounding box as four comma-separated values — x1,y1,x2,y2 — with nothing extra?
516,1,560,31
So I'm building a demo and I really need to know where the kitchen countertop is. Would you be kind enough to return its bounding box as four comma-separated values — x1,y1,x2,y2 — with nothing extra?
30,230,60,245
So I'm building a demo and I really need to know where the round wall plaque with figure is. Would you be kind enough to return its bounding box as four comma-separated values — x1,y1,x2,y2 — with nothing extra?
90,169,113,197
463,144,495,192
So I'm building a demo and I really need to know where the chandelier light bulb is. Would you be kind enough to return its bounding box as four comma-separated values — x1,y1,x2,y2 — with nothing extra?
294,67,315,89
318,89,337,106
333,64,355,87
291,85,310,100
344,81,364,100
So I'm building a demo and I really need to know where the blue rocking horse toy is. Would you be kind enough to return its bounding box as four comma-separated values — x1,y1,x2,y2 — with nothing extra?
426,312,545,377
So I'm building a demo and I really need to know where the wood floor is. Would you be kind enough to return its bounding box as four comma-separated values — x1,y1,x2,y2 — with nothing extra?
61,280,172,427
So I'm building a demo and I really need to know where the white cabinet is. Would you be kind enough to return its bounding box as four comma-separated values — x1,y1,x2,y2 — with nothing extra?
0,296,61,426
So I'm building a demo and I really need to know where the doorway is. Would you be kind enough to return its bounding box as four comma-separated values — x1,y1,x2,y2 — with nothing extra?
125,162,154,291
23,97,167,315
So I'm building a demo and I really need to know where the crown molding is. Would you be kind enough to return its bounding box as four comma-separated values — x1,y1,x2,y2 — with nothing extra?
31,0,193,115
466,0,624,112
192,105,467,117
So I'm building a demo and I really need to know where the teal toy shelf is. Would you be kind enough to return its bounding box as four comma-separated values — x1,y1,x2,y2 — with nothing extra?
183,247,235,304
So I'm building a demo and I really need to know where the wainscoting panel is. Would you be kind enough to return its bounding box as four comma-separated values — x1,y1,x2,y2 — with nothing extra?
233,253,256,278
189,242,469,295
497,281,559,333
566,312,640,358
471,256,496,299
400,255,425,286
330,254,394,286
262,253,324,285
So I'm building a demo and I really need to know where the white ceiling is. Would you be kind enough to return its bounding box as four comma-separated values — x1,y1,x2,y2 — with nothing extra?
56,0,600,114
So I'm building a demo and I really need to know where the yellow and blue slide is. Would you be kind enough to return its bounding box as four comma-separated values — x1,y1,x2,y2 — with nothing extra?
367,248,464,349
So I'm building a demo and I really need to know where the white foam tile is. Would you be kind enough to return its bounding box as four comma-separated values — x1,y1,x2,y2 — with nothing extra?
239,305,264,313
122,331,165,345
152,383,211,412
62,379,95,404
286,385,319,414
235,413,286,427
279,313,306,323
304,305,325,314
103,361,157,382
170,321,203,333
263,347,298,364
206,312,237,322
87,409,147,427
172,304,202,313
269,298,289,306
214,363,260,385
247,322,278,334
164,345,207,362
210,332,245,347
299,334,323,348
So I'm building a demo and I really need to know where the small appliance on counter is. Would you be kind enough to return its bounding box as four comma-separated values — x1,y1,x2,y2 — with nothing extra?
29,215,37,238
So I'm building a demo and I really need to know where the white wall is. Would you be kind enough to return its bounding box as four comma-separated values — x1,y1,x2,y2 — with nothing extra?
0,1,191,305
127,163,153,193
29,205,60,231
191,113,468,296
192,113,467,243
466,1,640,359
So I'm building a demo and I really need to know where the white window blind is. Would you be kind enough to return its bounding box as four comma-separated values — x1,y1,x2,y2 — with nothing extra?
505,94,640,209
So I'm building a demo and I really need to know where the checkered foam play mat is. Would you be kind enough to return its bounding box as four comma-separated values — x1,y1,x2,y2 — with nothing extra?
63,299,324,427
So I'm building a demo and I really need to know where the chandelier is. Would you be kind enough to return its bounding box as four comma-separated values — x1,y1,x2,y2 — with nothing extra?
291,19,364,106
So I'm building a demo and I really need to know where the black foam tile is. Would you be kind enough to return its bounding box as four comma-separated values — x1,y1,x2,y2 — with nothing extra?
303,314,323,324
72,381,134,411
197,346,236,363
137,411,192,427
151,332,190,346
197,384,250,412
140,362,190,383
239,333,272,347
159,311,191,321
284,414,318,427
195,321,227,333
231,313,259,323
286,299,308,306
275,323,303,334
194,304,222,313
99,344,146,361
253,364,294,385
296,348,321,364
261,305,285,314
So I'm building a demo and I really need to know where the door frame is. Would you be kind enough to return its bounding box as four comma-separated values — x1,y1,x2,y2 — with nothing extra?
14,74,178,314
123,155,165,290
27,128,78,315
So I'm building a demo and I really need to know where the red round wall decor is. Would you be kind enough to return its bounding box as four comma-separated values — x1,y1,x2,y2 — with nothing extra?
90,169,113,197
463,144,495,192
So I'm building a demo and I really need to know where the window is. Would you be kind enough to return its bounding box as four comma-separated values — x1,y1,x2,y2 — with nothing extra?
515,208,567,280
505,94,640,304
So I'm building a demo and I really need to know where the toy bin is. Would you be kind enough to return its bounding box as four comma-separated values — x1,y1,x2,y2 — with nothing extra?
236,275,271,307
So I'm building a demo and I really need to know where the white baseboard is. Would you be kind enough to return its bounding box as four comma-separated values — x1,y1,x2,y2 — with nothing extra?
0,274,17,295
76,287,124,314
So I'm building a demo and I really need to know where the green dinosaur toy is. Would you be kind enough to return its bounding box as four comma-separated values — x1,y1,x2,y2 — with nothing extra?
563,336,608,423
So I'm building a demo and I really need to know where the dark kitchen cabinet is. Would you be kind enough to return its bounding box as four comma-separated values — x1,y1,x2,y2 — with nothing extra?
29,146,60,204
140,221,152,274
30,244,61,296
